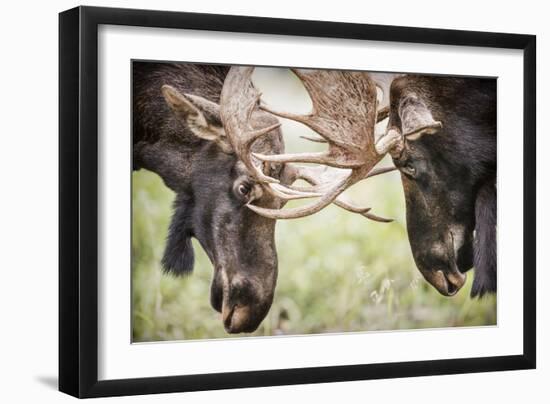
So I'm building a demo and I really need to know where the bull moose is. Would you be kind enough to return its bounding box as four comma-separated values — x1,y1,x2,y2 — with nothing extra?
377,75,497,297
133,62,396,333
258,71,497,298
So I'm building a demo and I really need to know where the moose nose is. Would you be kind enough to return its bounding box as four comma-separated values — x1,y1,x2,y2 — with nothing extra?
428,270,467,296
222,303,254,333
214,274,274,333
220,283,271,333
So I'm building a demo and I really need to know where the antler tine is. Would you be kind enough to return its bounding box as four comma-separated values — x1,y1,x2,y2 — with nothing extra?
300,135,327,143
332,199,392,222
362,211,394,223
366,166,398,178
252,151,365,169
281,165,396,194
376,106,390,123
267,183,324,201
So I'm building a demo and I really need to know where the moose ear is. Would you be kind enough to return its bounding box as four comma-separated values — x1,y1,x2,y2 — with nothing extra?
161,202,195,276
399,94,442,141
161,85,232,151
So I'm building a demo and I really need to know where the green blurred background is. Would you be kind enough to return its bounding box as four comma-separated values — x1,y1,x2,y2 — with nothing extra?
132,67,496,342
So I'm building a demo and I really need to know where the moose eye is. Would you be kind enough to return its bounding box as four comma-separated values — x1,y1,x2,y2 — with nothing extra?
233,177,261,204
401,162,416,178
237,183,251,196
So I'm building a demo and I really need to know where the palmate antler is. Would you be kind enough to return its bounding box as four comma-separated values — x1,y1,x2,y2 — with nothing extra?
220,66,401,220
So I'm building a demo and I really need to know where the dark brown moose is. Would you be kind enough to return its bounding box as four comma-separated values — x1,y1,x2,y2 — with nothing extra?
133,63,397,333
377,75,497,297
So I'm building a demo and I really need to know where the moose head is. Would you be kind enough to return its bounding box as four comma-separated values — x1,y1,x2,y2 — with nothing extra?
376,75,497,297
150,74,285,333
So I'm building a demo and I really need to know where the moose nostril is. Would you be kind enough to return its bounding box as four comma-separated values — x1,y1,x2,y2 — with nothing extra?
222,303,254,333
222,304,235,330
429,270,466,296
442,271,466,296
446,280,458,295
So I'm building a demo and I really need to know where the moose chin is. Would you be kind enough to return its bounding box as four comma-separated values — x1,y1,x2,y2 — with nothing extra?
377,75,497,298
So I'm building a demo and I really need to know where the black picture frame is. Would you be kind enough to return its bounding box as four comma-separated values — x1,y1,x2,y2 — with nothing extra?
59,5,536,398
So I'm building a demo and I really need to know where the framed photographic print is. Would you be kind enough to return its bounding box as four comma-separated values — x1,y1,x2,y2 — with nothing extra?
59,6,536,398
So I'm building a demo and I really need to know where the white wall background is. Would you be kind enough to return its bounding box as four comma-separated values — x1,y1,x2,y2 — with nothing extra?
0,1,546,402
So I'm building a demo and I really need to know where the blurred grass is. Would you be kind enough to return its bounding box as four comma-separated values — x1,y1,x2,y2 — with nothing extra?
132,166,496,342
132,67,496,342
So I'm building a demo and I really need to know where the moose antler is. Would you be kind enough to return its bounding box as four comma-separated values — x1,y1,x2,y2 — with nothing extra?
257,69,380,169
220,66,400,220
